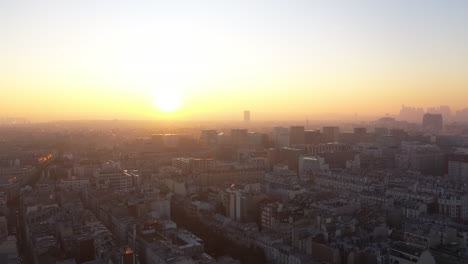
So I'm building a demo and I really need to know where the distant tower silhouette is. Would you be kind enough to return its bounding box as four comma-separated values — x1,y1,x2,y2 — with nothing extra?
422,113,443,132
244,110,250,122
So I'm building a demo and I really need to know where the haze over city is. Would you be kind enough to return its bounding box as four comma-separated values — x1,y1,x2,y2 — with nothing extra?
2,0,468,121
3,2,468,264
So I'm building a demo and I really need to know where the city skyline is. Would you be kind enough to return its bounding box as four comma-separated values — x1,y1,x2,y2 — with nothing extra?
2,0,468,121
2,103,468,124
3,2,468,263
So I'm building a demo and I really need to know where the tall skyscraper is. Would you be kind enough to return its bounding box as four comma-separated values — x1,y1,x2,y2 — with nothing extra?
289,126,305,145
422,113,443,132
273,127,289,148
244,110,250,122
231,129,249,146
322,126,340,142
353,127,367,143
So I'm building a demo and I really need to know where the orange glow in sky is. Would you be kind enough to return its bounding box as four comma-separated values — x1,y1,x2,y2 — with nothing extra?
1,0,467,121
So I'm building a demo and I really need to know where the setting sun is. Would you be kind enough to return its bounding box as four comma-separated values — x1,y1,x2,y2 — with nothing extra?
155,92,182,113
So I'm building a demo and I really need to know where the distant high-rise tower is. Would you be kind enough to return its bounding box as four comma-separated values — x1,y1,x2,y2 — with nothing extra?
289,126,305,145
322,126,340,142
422,113,443,132
273,127,289,148
244,110,250,122
231,129,248,146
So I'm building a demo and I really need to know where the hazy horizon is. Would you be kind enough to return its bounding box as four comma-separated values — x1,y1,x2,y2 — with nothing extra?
2,0,468,121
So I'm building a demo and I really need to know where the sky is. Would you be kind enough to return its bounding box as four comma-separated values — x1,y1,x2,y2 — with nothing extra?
1,0,468,121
